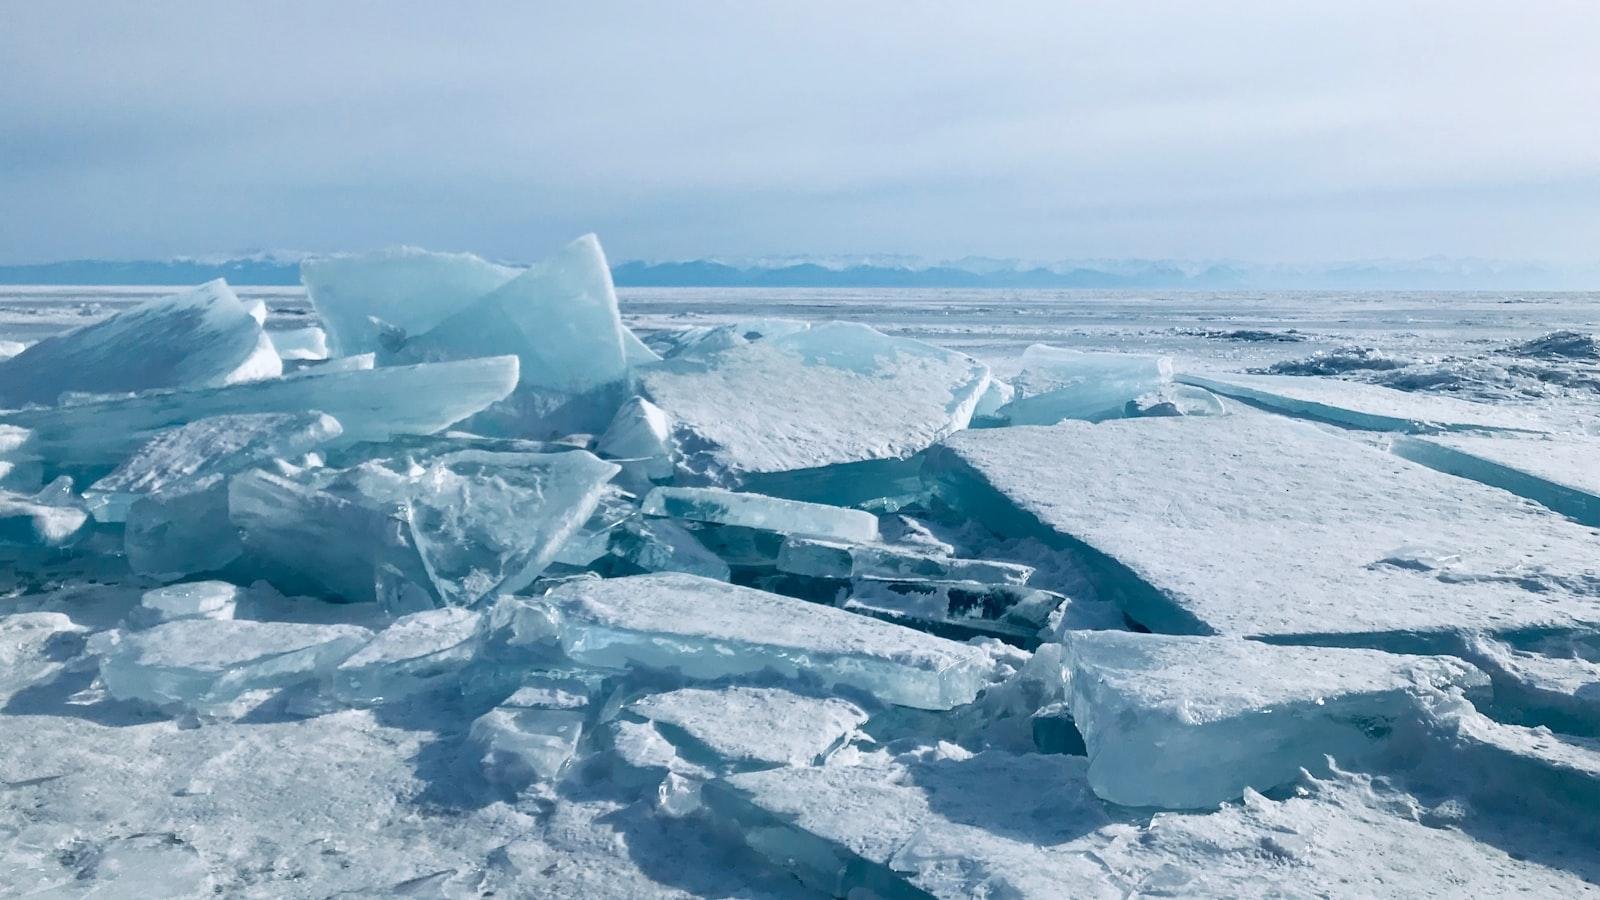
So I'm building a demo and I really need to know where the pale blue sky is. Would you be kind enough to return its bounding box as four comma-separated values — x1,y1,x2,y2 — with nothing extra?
3,1,1597,264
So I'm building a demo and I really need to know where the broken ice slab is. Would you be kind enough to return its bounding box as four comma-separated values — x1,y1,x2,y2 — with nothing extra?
229,468,436,607
469,669,606,789
301,246,517,357
1460,634,1600,736
388,235,632,434
927,413,1600,647
135,581,240,626
400,449,620,606
845,580,1064,647
95,618,371,716
0,279,280,408
638,321,990,479
776,535,1032,584
626,686,866,770
124,476,240,577
1124,383,1227,418
642,486,879,543
267,325,328,361
651,317,811,361
608,516,731,581
518,573,998,709
996,344,1172,425
595,396,675,483
85,412,343,522
0,485,88,547
1061,630,1486,808
1177,371,1557,433
620,323,661,366
1394,433,1600,527
332,607,481,705
0,355,519,470
704,751,1117,898
972,376,1015,419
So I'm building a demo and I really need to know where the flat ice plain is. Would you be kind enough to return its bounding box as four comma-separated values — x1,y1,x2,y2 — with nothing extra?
1,279,1598,897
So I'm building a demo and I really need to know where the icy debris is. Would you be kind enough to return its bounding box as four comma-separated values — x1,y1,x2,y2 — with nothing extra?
596,396,675,483
776,534,1032,584
301,246,518,357
0,483,88,547
1394,433,1600,527
1260,345,1408,375
608,515,731,581
515,573,998,709
85,411,342,522
642,485,879,542
1124,383,1226,418
1061,630,1487,808
387,235,631,435
1506,330,1600,361
0,279,280,407
469,668,606,789
95,619,371,716
1,355,519,469
399,449,620,607
136,581,240,626
333,607,481,704
268,326,328,361
627,686,867,770
996,344,1172,424
638,321,989,479
1178,371,1554,433
928,413,1600,645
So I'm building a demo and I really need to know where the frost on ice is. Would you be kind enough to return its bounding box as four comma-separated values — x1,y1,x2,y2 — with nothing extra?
6,238,1600,895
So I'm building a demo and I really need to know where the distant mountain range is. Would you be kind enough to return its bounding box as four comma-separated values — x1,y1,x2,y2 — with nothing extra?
2,254,1595,290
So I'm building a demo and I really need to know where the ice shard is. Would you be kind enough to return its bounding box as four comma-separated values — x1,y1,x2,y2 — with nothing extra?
95,619,371,716
300,246,517,357
0,279,281,407
333,607,481,704
267,326,329,361
595,396,675,483
927,413,1600,647
1394,433,1600,527
642,486,880,542
996,345,1172,425
513,573,997,709
627,686,866,770
1178,371,1556,433
124,475,240,577
845,580,1062,646
469,669,607,789
608,516,731,581
1060,630,1487,808
1,356,519,469
85,412,343,522
638,321,990,479
776,535,1032,584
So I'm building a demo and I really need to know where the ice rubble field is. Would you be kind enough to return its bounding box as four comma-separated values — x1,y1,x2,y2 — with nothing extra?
0,243,1598,898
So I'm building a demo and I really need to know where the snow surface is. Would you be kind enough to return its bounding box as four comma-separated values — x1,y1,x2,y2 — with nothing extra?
1394,432,1600,526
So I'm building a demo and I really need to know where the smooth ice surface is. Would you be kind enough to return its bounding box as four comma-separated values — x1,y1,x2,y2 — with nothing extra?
1062,630,1487,807
997,344,1172,424
628,686,867,769
529,573,997,709
777,534,1033,584
1395,433,1600,526
402,450,620,606
0,280,279,408
300,246,517,356
86,412,342,522
97,619,371,714
642,486,880,542
638,321,989,478
1179,371,1559,433
929,413,1600,644
138,581,240,624
124,476,239,576
1,356,519,469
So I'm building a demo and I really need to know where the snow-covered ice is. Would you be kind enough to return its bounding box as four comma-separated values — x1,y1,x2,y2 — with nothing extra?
1394,432,1600,526
626,686,867,770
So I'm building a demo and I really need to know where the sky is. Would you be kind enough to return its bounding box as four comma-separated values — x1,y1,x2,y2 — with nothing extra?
3,1,1599,265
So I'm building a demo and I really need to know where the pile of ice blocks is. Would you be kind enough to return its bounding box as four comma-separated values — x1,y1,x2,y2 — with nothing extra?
3,235,1600,897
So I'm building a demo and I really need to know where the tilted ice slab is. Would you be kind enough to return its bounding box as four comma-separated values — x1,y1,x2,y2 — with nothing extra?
523,573,997,709
469,669,609,789
642,486,880,542
776,535,1033,584
95,619,371,715
301,246,517,357
638,321,989,479
1,356,518,470
706,751,1592,899
627,686,867,770
928,413,1600,646
85,412,343,522
997,344,1172,425
1061,630,1487,808
1178,371,1554,433
333,607,482,705
1394,433,1600,527
0,279,280,408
